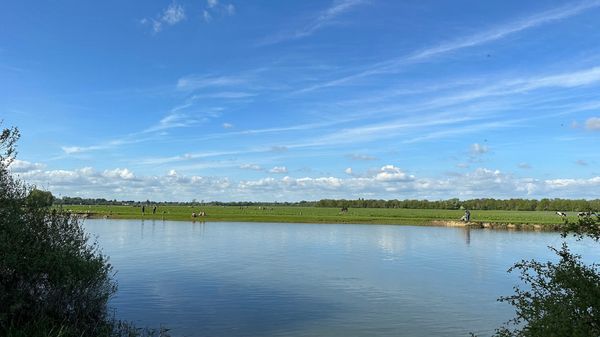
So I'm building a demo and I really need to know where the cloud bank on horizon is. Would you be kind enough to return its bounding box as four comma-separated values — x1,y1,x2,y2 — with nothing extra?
1,0,600,201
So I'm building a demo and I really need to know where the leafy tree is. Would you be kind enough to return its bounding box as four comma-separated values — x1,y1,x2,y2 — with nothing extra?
0,125,116,336
489,215,600,337
0,125,170,336
26,188,54,208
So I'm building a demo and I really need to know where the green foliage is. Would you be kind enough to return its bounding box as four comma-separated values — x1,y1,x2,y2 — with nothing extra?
316,198,600,211
26,188,55,208
53,196,600,212
0,124,19,166
0,124,170,337
0,125,114,335
490,216,600,337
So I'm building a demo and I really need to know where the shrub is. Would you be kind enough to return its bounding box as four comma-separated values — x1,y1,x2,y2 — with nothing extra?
0,125,118,336
489,215,600,337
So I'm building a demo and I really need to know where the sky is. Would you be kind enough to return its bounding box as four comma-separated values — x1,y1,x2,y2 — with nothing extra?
2,0,600,201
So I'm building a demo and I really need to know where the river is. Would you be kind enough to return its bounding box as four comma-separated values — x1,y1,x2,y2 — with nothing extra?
85,219,599,337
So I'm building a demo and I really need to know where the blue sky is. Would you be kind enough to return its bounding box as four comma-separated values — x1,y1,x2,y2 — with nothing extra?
2,0,600,201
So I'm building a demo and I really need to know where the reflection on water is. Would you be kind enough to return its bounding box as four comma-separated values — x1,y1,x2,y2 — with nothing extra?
85,220,598,337
463,227,471,245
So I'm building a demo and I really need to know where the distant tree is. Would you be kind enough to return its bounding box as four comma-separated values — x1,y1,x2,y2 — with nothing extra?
26,188,54,208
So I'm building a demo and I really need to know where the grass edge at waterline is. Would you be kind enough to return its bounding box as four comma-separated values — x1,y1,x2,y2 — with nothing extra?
64,205,571,230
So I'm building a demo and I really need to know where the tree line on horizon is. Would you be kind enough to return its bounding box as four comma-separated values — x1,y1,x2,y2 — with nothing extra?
316,198,600,211
54,196,600,212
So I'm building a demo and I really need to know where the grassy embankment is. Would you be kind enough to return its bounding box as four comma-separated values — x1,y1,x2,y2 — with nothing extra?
64,205,569,228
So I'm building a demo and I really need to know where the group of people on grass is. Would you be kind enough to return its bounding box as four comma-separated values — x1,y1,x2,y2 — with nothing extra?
141,205,158,215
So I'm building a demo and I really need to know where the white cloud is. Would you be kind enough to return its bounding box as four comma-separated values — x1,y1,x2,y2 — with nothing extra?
576,159,589,166
143,2,186,33
222,122,234,129
8,159,45,173
345,167,353,175
103,168,135,180
203,1,235,23
269,166,288,174
470,143,489,154
375,165,414,182
545,176,600,189
347,153,377,161
14,163,600,201
585,117,600,130
62,145,98,154
162,2,186,25
240,164,262,171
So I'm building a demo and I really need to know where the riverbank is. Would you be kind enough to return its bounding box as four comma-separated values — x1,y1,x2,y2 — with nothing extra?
63,205,568,230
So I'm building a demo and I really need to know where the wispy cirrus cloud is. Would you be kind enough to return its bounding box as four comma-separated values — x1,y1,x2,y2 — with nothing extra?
176,74,246,91
518,163,532,169
296,0,600,93
191,91,257,99
63,62,600,157
347,154,377,161
260,0,368,45
61,102,221,155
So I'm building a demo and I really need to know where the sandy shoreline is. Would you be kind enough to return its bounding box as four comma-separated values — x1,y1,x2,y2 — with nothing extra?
428,220,562,231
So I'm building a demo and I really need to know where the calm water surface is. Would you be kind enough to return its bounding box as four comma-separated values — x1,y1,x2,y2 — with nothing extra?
85,219,599,337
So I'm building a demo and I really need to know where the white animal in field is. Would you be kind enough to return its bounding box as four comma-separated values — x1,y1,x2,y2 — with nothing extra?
555,211,567,217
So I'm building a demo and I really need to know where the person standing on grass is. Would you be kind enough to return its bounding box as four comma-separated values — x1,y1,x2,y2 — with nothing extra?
142,205,145,215
153,205,157,214
465,209,471,222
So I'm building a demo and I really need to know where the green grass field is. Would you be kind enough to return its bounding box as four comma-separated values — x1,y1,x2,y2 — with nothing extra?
62,205,571,227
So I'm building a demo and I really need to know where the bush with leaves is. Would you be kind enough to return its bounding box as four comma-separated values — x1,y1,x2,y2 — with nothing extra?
0,125,170,337
0,126,117,335
490,214,600,337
